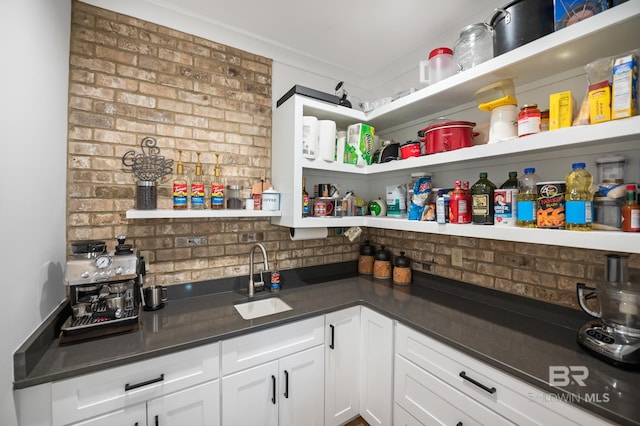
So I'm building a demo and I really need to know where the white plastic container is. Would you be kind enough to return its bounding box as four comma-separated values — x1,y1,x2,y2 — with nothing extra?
302,116,318,160
419,47,454,85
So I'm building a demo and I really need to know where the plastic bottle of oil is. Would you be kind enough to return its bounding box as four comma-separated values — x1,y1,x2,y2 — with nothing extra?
173,150,188,210
565,162,594,231
516,168,539,228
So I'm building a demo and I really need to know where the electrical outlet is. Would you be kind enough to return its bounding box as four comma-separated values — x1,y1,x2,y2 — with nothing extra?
451,248,463,267
140,250,151,263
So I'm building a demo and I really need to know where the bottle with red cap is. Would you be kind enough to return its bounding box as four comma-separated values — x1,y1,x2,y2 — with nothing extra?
450,180,470,224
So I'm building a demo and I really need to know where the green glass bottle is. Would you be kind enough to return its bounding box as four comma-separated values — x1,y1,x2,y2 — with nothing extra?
471,172,496,225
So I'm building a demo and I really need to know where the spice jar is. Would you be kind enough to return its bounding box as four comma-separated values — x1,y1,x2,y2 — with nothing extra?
373,245,392,280
358,240,376,275
518,104,541,137
393,251,412,286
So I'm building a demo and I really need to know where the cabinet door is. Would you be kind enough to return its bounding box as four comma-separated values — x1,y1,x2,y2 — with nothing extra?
360,307,393,426
279,345,324,426
222,361,279,426
393,403,424,426
70,403,145,425
147,379,220,426
325,306,361,426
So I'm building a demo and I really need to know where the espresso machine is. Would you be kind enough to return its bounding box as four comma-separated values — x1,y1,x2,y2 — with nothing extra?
577,254,640,367
61,235,142,344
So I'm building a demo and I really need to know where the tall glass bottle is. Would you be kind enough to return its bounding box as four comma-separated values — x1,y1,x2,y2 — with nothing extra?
173,149,188,210
500,171,518,189
565,162,594,231
302,176,310,217
210,153,224,209
190,152,205,210
517,168,540,228
471,172,496,225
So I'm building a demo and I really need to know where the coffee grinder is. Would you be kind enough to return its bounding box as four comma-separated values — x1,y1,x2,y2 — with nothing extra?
576,254,640,367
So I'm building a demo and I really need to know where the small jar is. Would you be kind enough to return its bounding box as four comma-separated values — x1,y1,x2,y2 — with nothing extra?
358,240,376,275
373,245,392,280
518,104,541,137
393,251,412,286
226,184,243,209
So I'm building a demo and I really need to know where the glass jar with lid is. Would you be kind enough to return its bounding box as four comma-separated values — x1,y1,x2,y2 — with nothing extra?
453,23,493,73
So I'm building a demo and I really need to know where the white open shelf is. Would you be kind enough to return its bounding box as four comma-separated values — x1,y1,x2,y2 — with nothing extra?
126,209,281,219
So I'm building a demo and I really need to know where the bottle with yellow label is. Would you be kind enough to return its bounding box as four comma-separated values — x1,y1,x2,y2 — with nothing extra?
173,150,188,210
190,152,205,210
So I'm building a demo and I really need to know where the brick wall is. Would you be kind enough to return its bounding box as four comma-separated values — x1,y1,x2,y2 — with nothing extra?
67,2,359,285
67,1,637,309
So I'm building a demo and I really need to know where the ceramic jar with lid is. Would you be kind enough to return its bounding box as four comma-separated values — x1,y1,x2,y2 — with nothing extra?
358,240,376,275
373,245,392,280
393,251,412,285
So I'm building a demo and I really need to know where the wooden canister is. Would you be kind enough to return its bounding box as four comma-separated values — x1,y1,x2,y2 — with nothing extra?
393,251,412,285
373,245,392,280
358,240,376,275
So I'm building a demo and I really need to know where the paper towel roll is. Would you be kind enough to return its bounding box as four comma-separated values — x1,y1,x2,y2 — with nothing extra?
317,120,336,162
289,227,328,240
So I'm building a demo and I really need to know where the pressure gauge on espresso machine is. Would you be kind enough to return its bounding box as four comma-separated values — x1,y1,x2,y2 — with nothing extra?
95,255,112,269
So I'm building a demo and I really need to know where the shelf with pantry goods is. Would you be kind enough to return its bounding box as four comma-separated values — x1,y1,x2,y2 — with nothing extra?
271,1,640,254
125,209,281,219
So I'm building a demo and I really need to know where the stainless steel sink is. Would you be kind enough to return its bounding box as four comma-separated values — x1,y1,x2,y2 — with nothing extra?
234,297,293,320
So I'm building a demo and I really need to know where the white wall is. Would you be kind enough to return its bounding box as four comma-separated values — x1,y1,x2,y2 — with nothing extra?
0,0,70,424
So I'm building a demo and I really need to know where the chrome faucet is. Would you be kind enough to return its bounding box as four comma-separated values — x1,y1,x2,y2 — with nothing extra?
248,243,269,297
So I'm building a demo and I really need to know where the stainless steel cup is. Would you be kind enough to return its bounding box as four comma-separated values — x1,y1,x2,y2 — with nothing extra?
143,285,168,310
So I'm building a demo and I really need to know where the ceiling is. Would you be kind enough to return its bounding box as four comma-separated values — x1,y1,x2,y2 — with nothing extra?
144,0,506,87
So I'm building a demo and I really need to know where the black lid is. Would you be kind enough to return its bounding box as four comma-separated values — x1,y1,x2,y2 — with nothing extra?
394,251,411,267
360,240,376,256
374,245,391,261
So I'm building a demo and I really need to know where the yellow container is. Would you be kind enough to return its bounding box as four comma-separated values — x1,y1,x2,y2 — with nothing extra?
549,91,572,130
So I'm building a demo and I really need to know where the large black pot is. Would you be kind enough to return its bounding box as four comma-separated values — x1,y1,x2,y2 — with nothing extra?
489,0,555,57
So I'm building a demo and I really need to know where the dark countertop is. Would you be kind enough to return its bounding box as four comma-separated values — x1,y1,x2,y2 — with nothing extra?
13,271,640,425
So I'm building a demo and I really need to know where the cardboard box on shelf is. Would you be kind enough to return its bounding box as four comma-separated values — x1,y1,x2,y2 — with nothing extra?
549,91,573,130
611,51,638,120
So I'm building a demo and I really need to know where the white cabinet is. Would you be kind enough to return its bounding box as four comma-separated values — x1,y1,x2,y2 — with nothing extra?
221,317,325,426
394,323,609,426
359,307,393,426
271,1,640,254
51,342,220,426
325,306,361,426
71,380,219,426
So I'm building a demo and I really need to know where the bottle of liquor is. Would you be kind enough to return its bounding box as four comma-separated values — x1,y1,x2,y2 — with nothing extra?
210,153,224,209
270,254,281,293
471,172,496,225
621,184,640,232
302,176,310,217
190,152,205,210
173,149,188,210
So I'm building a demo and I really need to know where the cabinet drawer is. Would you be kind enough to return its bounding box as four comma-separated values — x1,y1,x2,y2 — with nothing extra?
222,316,324,375
395,354,513,426
52,342,220,426
395,323,607,426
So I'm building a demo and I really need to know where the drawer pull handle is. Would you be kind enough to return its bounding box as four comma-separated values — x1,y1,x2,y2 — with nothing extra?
271,375,277,404
284,370,289,398
329,324,335,350
125,373,165,392
155,414,159,426
459,371,496,394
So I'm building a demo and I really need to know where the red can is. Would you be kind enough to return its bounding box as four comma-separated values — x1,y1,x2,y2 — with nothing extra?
400,141,421,159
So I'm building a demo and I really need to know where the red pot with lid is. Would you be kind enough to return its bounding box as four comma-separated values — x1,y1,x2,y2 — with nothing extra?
418,119,477,154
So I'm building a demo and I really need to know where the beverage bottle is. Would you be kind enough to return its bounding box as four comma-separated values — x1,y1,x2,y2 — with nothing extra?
210,153,224,209
463,181,472,219
516,168,540,228
565,162,594,231
450,180,470,223
471,172,496,224
500,171,519,189
173,149,188,210
621,184,640,232
270,256,281,293
302,177,310,217
190,152,205,210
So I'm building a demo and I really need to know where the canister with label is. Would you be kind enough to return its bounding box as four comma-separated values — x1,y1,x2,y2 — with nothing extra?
536,181,566,228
